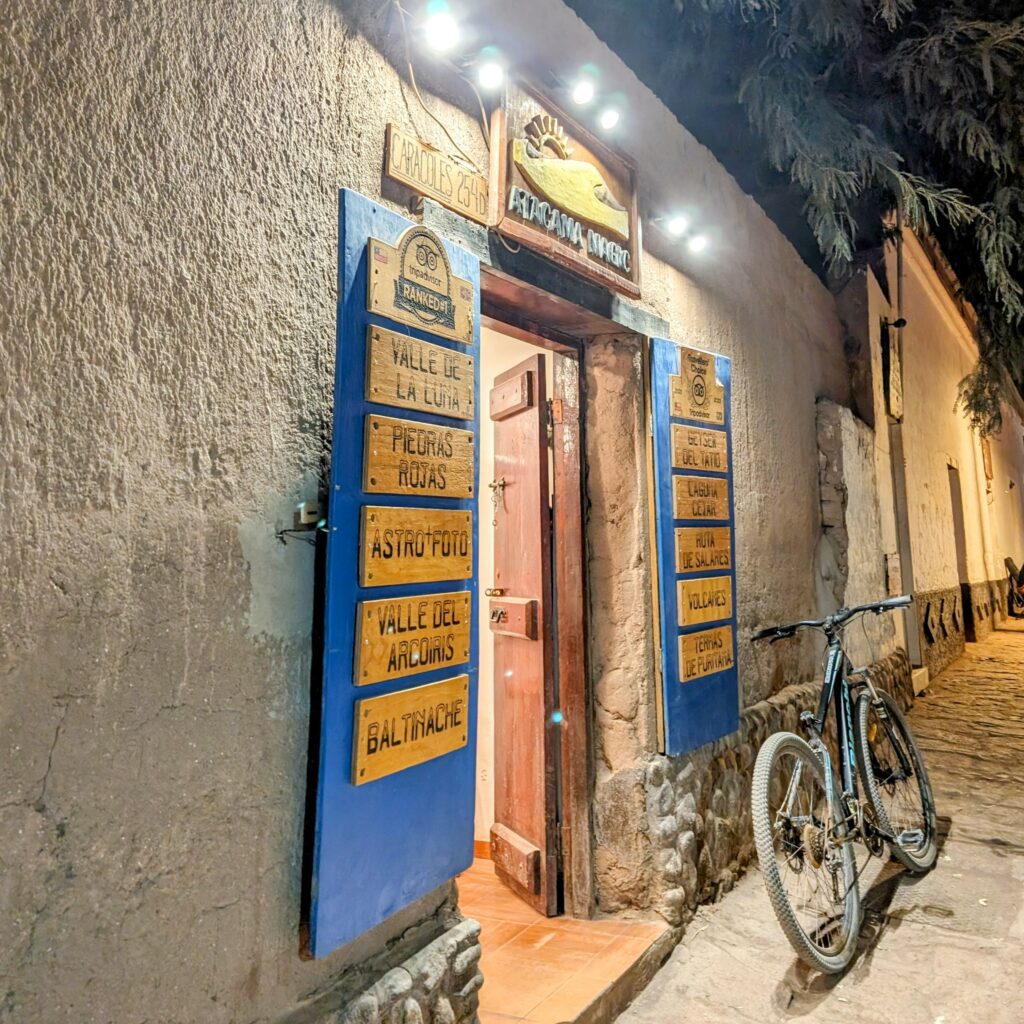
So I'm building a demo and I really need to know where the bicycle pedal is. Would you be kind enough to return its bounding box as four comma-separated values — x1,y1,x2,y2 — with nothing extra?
896,829,924,849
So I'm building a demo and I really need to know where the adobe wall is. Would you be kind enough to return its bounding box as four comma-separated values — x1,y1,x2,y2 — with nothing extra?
4,0,865,1019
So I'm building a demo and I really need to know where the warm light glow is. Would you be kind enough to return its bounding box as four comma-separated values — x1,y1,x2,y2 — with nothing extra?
687,234,709,253
667,215,689,237
478,60,504,90
598,107,620,130
423,9,459,52
572,79,596,105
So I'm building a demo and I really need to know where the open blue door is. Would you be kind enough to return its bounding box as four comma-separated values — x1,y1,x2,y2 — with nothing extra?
650,337,739,755
308,189,480,958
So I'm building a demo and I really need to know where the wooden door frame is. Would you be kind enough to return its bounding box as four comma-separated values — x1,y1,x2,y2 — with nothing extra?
480,270,595,918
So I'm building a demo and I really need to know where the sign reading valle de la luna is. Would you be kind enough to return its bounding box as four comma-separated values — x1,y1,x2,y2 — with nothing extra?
494,87,640,296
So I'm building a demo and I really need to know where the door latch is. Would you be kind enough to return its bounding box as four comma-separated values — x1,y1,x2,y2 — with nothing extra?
485,587,506,597
490,606,507,623
489,477,506,526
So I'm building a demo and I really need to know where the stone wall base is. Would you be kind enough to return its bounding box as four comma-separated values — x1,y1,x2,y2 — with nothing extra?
968,578,1010,642
644,649,912,928
331,919,482,1024
916,586,966,677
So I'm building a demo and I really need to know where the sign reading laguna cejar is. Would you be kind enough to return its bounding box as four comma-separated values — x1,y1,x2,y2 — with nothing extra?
492,85,641,297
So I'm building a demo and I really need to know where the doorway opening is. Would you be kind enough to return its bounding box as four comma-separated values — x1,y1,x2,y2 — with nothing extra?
458,316,668,1022
948,462,974,641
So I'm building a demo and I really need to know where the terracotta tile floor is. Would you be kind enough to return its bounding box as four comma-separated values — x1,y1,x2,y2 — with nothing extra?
458,859,667,1024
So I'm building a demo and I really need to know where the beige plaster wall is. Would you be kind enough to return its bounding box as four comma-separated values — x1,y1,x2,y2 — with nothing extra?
875,234,1024,593
4,0,854,1016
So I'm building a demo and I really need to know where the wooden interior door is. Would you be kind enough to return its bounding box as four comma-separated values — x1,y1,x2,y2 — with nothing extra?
488,353,558,915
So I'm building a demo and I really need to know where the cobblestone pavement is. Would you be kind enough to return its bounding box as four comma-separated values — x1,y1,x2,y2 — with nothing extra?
618,623,1024,1024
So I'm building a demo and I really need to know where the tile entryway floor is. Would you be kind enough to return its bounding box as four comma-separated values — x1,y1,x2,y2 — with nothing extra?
458,859,668,1023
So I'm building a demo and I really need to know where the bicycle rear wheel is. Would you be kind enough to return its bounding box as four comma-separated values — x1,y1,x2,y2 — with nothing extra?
855,690,937,873
751,731,861,973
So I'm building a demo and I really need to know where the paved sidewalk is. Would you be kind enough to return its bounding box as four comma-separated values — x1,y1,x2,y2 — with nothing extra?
618,623,1024,1024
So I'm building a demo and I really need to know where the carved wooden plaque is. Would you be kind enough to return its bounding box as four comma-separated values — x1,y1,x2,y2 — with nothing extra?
385,123,489,226
676,527,732,573
671,424,729,474
677,577,733,628
355,590,471,686
365,326,475,421
678,626,735,683
364,414,474,499
670,347,725,425
673,475,729,521
360,506,473,587
367,227,474,344
352,675,469,784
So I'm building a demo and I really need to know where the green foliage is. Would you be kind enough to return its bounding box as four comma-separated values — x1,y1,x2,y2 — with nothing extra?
581,0,1024,432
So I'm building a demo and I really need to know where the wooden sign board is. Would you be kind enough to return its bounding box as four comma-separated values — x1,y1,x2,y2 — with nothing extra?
385,123,489,226
677,576,732,628
352,675,469,785
365,326,475,421
491,84,641,297
356,591,471,686
670,347,725,425
673,475,728,521
671,424,729,474
360,505,473,587
676,527,732,573
368,227,474,344
678,626,734,683
364,414,474,499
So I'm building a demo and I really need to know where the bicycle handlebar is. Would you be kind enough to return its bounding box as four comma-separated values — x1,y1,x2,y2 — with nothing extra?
751,594,912,643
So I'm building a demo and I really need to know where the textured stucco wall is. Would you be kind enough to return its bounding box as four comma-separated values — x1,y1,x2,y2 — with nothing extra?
3,0,854,1018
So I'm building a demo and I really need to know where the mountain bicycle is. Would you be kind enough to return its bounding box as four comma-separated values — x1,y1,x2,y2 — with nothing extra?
750,595,937,973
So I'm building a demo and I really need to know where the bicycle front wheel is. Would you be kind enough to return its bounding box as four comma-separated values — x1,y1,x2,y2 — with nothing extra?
752,731,861,973
855,690,937,873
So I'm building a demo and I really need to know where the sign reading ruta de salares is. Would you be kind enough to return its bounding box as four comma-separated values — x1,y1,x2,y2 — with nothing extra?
492,84,641,297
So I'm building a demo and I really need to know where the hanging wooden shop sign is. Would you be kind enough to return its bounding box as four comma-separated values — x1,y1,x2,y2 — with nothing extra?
673,475,729,521
364,414,474,499
360,505,473,587
670,347,725,425
678,626,735,683
365,326,475,421
677,576,733,628
355,590,472,686
385,123,489,226
676,526,732,573
352,674,470,785
671,424,729,474
368,226,474,344
491,84,641,297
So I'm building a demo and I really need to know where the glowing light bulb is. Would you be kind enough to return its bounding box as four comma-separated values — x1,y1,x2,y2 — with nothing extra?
572,79,595,105
687,234,709,254
598,107,620,131
478,61,504,90
423,9,459,52
667,215,689,237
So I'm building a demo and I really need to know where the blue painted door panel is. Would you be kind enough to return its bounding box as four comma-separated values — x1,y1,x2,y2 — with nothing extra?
309,189,480,958
650,337,740,755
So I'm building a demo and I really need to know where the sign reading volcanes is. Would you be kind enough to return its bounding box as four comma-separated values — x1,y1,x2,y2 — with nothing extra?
492,85,640,297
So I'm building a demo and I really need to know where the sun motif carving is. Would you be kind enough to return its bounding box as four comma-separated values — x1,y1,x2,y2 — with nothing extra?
523,114,573,160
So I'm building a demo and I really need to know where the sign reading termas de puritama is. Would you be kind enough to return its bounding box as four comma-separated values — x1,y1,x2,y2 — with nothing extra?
650,339,739,756
309,192,479,960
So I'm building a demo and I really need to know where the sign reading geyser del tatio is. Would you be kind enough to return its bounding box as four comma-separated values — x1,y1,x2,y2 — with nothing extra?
492,84,641,297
